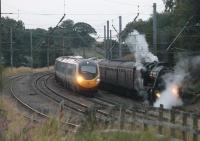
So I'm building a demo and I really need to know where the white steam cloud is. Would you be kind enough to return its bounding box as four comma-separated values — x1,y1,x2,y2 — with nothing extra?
125,30,158,92
124,30,200,109
154,72,184,109
154,56,200,109
125,30,158,66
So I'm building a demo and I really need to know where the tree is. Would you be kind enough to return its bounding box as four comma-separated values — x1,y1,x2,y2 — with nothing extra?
60,19,74,29
73,22,97,48
73,22,96,35
0,17,98,67
162,0,176,12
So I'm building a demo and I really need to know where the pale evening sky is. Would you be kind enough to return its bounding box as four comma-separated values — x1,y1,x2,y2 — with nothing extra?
2,0,165,37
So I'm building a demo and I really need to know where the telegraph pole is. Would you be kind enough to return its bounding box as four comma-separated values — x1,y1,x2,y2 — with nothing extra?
119,16,122,58
0,0,2,65
104,25,106,58
153,3,157,55
10,27,13,70
62,37,64,56
30,31,33,69
47,38,50,69
106,21,109,59
109,30,112,60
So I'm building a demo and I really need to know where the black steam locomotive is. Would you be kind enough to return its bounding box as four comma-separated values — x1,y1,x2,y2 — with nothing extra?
98,60,173,104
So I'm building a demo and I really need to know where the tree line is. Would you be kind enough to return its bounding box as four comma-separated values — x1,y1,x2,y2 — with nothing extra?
0,18,97,67
121,0,200,63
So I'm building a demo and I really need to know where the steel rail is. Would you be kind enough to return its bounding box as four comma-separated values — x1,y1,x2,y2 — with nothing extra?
9,74,79,129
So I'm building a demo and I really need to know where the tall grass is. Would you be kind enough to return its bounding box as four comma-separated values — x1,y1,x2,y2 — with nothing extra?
0,96,171,141
4,66,54,76
0,96,70,141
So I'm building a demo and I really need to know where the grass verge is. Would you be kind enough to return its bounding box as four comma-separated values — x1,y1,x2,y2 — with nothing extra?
0,96,171,141
4,66,54,77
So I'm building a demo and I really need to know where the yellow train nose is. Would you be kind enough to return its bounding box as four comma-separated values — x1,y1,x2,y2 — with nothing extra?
76,75,100,89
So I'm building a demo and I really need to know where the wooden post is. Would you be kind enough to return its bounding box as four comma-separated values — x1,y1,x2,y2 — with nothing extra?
144,107,148,131
119,106,125,130
59,100,64,121
31,114,34,123
158,104,163,135
87,107,97,131
182,112,187,141
91,107,96,123
170,107,175,138
131,110,135,130
192,114,198,141
110,107,115,128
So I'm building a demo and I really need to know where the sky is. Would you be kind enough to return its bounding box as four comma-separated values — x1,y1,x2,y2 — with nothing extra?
2,0,165,38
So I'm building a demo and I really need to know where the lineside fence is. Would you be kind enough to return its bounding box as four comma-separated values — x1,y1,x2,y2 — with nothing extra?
83,104,200,141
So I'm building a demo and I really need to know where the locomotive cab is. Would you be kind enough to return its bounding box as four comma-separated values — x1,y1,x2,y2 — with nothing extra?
142,62,179,104
76,60,100,91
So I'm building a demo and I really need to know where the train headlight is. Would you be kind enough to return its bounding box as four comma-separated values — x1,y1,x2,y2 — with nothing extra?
77,75,84,83
171,85,179,97
96,78,100,82
156,92,161,98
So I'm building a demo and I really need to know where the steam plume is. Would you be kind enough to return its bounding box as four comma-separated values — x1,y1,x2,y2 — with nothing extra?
154,56,200,109
125,30,158,91
125,30,158,66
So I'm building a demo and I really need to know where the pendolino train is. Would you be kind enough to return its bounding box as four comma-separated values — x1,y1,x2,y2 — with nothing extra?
55,56,100,96
98,60,181,104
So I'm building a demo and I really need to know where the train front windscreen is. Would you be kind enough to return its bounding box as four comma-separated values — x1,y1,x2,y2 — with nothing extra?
79,61,98,80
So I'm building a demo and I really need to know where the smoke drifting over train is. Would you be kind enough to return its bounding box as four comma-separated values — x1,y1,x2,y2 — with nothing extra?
154,56,190,109
125,30,158,65
100,30,200,108
154,71,184,109
154,56,200,109
124,30,200,109
125,30,158,92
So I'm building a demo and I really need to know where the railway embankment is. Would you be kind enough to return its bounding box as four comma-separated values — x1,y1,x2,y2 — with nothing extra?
0,68,199,141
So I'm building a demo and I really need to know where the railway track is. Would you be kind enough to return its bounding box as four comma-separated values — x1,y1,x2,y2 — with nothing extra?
9,74,79,132
45,73,156,122
10,72,197,130
45,73,171,119
34,73,87,115
46,73,148,114
43,73,110,118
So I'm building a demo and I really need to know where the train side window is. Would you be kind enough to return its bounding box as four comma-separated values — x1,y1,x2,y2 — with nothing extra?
61,63,65,73
67,65,73,75
64,63,68,74
66,64,76,75
58,63,62,72
129,70,132,80
71,65,76,75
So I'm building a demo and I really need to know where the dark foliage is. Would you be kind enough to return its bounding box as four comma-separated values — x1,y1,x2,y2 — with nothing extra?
0,18,96,67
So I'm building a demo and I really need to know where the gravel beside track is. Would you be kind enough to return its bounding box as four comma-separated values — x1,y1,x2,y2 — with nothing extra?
8,73,80,131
